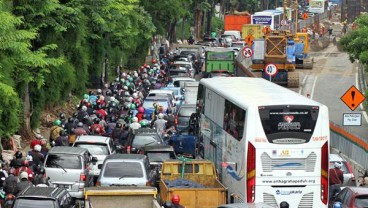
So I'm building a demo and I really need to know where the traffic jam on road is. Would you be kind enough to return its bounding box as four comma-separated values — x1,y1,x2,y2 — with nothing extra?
2,3,368,208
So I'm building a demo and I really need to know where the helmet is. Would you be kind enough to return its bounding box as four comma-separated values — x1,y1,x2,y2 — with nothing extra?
15,151,23,159
93,127,102,134
81,105,87,112
129,77,133,82
116,123,122,128
138,106,145,113
97,89,102,94
20,171,28,180
68,117,74,123
54,119,61,126
110,116,116,123
130,103,136,110
132,93,138,99
59,113,65,119
83,94,89,100
94,118,101,124
126,82,130,87
115,77,119,82
59,130,67,136
132,117,138,123
110,97,115,102
22,160,29,167
334,161,342,169
333,202,342,208
34,145,42,152
158,113,164,119
140,120,148,127
77,122,84,127
171,195,180,205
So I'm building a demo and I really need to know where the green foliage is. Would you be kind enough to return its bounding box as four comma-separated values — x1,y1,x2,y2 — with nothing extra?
211,16,224,33
340,15,368,64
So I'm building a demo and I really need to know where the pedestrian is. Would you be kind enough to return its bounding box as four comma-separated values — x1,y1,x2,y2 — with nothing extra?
329,161,344,201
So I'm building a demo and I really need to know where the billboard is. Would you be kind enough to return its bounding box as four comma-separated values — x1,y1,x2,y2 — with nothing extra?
309,0,325,13
252,16,272,25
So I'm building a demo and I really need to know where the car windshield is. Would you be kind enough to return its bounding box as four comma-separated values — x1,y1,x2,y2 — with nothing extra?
147,152,172,162
143,100,168,109
132,135,161,147
13,199,55,208
179,107,196,117
45,154,82,169
103,162,143,178
231,43,244,48
170,71,188,76
355,195,368,207
74,143,109,155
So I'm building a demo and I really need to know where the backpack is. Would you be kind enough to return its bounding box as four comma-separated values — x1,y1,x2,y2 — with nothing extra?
4,176,18,194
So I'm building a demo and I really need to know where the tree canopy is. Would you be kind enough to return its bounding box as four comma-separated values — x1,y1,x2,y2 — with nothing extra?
340,14,368,64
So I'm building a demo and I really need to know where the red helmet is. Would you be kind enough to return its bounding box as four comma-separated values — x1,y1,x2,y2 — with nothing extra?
171,195,180,205
22,160,29,167
152,59,157,64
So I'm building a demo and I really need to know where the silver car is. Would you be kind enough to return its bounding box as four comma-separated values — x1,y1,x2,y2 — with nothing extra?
96,154,157,187
44,146,96,199
73,135,116,181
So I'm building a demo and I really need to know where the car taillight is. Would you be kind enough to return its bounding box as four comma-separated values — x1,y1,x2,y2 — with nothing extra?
321,142,329,205
127,146,131,154
95,181,101,187
175,116,178,126
80,173,86,182
247,142,256,202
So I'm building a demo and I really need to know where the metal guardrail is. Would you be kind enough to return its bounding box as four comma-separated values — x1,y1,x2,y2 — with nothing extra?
330,122,368,172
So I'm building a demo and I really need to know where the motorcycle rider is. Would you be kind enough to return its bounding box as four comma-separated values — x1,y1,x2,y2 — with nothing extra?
129,117,141,132
9,151,23,169
329,161,344,201
55,130,69,146
16,172,33,193
49,119,63,143
154,113,167,135
3,168,18,196
73,122,88,137
28,145,45,173
33,167,48,186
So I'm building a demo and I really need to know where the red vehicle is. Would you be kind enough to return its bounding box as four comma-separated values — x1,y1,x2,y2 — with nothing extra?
330,187,368,208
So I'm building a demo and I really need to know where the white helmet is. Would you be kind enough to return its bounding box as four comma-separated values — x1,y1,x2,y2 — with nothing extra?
34,144,42,152
82,105,87,112
122,72,127,77
158,113,164,119
334,161,342,169
123,86,128,91
110,97,115,102
133,93,138,99
115,77,119,82
97,89,102,94
20,171,28,180
124,91,130,96
132,117,138,123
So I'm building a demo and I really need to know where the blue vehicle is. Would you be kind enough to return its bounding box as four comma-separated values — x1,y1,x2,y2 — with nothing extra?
166,128,197,158
142,96,173,120
160,85,185,108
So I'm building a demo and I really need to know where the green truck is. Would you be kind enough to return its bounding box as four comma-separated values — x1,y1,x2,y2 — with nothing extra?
204,48,235,77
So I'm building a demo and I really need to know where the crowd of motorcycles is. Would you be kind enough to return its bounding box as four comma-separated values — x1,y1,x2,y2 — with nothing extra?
0,56,200,207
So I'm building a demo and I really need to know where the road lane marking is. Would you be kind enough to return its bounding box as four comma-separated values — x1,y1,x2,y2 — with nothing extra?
310,75,318,100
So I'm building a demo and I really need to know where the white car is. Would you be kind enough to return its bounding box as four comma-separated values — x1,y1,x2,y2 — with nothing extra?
73,135,116,181
171,77,196,88
172,61,195,77
147,89,176,111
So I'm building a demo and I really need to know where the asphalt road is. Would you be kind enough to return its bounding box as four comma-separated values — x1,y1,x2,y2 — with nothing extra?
299,43,368,141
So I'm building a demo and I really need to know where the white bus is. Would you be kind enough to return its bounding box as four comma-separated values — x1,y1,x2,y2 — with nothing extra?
197,77,329,207
251,10,283,30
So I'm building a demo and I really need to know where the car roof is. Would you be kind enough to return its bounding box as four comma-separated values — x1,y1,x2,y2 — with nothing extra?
173,61,192,65
75,135,111,143
345,186,368,195
134,128,159,135
149,90,173,94
17,187,65,199
142,145,174,152
329,154,344,161
48,146,88,155
105,154,146,161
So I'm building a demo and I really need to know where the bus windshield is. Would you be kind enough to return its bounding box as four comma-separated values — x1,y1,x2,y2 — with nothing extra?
259,105,319,143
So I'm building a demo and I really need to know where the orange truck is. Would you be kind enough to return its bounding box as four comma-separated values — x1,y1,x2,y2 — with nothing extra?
224,13,251,32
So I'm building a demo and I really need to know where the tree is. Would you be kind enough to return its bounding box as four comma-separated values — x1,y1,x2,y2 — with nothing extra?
339,14,368,64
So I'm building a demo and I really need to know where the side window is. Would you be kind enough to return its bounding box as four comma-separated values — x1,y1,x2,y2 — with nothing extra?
223,100,246,141
109,140,115,153
197,84,205,113
342,190,352,205
336,188,347,202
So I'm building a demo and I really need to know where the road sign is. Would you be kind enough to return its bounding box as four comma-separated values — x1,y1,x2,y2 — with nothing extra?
343,113,362,126
242,46,253,58
264,63,278,76
340,85,366,111
302,13,309,20
245,34,254,46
